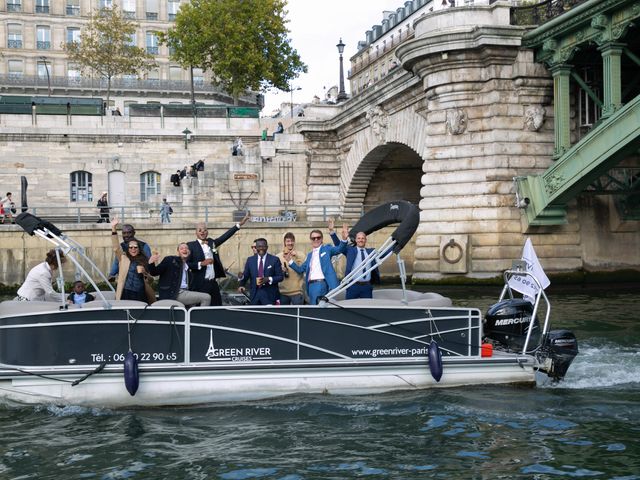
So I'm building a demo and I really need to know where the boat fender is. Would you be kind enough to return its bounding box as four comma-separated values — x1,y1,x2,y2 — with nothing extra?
428,341,443,382
124,350,139,396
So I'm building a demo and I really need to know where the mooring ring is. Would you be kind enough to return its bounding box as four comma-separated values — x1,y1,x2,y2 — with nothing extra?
442,239,463,264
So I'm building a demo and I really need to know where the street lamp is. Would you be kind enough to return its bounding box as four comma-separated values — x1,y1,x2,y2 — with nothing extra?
39,56,51,96
290,84,301,118
182,127,192,149
336,38,347,102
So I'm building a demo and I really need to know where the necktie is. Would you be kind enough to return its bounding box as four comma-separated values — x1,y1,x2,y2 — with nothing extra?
258,256,264,278
360,248,366,275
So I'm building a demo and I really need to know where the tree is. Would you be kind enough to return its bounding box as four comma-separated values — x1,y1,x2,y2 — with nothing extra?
64,5,156,108
162,0,307,103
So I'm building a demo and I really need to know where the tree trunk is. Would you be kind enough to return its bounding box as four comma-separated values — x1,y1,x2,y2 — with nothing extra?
106,76,112,114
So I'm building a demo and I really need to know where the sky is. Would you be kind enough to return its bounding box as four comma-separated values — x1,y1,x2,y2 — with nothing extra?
262,0,404,115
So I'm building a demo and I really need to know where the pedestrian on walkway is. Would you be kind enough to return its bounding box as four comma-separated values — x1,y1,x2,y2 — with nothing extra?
160,198,173,224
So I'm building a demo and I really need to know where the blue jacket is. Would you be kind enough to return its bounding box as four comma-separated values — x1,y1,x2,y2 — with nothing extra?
331,232,380,284
240,253,284,304
289,240,347,291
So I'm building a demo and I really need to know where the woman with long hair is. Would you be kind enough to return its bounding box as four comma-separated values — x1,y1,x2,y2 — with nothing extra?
111,218,155,303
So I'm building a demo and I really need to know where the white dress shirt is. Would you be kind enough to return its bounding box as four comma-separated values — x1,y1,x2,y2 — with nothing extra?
199,241,215,280
308,247,324,281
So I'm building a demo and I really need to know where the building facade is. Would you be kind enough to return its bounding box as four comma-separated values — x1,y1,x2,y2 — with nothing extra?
0,0,257,113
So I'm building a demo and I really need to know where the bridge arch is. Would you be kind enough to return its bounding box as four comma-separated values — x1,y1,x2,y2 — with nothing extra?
340,108,429,218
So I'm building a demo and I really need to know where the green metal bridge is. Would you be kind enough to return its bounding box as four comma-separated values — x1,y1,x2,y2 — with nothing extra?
514,0,640,225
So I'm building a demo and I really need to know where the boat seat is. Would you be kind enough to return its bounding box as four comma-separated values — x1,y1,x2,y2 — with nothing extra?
84,299,148,308
334,296,451,307
373,289,425,301
151,299,185,308
0,300,67,316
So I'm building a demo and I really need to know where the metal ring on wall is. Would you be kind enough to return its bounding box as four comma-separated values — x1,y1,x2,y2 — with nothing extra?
441,239,463,264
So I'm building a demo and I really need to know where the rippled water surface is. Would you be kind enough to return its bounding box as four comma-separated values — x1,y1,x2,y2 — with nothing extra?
1,288,639,479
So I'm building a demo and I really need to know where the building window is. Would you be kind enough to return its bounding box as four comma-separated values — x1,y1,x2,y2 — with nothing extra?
35,0,49,13
36,26,51,50
146,32,159,54
66,0,80,16
193,68,204,86
67,27,81,45
37,60,49,78
140,171,161,201
126,32,136,47
169,66,182,81
146,0,159,20
7,24,23,49
167,0,180,20
146,69,160,84
8,60,24,77
100,0,113,8
7,1,22,12
70,171,93,202
68,63,81,83
122,0,136,18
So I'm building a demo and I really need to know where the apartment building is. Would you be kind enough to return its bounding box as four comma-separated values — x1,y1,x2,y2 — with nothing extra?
0,0,257,112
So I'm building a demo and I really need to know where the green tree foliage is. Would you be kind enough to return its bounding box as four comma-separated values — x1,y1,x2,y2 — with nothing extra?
162,0,307,102
64,5,156,107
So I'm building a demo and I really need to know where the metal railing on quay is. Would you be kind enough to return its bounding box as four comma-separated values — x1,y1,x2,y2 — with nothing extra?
7,204,385,226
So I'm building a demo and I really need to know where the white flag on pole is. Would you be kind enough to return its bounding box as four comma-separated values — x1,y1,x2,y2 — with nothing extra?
508,238,550,303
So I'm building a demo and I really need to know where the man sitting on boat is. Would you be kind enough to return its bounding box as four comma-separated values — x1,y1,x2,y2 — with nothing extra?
148,243,211,307
238,238,284,305
15,249,66,302
285,223,349,305
330,229,380,299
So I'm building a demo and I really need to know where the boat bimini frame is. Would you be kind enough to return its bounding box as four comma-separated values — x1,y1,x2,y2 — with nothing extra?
15,212,115,309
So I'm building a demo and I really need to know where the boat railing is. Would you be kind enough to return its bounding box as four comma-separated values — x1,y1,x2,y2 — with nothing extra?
16,213,115,308
498,264,551,355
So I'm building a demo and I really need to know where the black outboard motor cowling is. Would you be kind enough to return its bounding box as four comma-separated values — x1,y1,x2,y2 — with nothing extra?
484,298,541,352
539,329,579,381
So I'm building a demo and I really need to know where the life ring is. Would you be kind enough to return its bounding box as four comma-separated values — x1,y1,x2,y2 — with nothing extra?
349,201,419,254
441,239,463,264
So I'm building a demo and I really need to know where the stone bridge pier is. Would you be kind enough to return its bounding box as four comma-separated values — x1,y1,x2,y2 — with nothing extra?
296,3,589,279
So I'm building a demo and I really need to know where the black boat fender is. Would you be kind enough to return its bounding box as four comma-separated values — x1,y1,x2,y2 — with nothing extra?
124,350,139,396
428,341,443,382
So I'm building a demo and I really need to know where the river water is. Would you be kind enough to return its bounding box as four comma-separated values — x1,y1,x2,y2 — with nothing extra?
1,287,638,479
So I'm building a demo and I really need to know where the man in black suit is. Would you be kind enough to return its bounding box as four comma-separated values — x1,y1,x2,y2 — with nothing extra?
148,243,210,306
187,213,249,306
238,238,283,305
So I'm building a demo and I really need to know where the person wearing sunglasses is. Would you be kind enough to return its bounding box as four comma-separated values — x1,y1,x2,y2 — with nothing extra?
286,222,348,305
238,238,283,305
111,218,155,303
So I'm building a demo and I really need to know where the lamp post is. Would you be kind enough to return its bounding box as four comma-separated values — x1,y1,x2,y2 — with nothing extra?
336,38,347,102
182,127,192,149
290,84,301,118
39,56,51,96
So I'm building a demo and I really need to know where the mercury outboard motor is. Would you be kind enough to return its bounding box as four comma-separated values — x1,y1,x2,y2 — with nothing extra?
537,329,579,381
484,298,541,352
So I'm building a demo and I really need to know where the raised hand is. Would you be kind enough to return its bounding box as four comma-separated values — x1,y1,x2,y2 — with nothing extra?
328,217,335,232
341,223,349,241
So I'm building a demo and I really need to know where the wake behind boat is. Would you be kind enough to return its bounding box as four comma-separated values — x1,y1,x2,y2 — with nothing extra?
0,202,578,407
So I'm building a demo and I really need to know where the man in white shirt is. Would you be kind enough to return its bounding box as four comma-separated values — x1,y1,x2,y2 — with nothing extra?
187,213,249,305
287,224,348,304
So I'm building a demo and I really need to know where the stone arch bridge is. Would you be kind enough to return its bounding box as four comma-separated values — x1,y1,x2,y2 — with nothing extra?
293,0,640,280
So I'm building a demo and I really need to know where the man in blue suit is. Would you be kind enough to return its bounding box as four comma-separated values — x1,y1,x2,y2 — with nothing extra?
331,230,380,299
238,238,284,305
287,223,348,304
